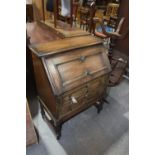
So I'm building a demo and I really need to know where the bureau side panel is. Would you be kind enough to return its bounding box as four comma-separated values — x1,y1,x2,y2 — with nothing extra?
32,53,57,117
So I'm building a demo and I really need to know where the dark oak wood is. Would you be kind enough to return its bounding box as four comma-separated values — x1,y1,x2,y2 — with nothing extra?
27,21,111,139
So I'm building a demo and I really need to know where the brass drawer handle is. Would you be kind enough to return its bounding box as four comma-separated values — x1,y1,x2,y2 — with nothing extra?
70,96,78,104
79,56,86,62
84,70,92,76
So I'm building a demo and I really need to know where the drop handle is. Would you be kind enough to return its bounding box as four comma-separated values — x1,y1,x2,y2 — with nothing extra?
70,96,78,104
84,70,92,76
79,56,86,62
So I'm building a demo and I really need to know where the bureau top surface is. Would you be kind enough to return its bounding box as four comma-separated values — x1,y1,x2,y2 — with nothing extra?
29,35,103,57
27,22,61,45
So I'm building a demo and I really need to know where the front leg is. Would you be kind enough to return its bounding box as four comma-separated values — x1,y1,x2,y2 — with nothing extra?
95,101,103,113
55,123,62,140
50,120,62,140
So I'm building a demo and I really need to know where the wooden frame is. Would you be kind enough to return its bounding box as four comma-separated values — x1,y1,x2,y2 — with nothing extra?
32,0,74,27
53,0,73,27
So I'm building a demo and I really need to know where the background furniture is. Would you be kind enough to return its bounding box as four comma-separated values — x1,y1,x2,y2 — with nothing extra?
108,50,128,86
79,1,96,32
93,17,128,86
79,7,89,29
45,0,54,20
53,0,73,27
86,1,97,32
104,2,119,17
32,0,45,21
93,17,125,43
93,0,129,85
114,0,129,56
31,0,76,28
72,1,80,26
26,0,34,22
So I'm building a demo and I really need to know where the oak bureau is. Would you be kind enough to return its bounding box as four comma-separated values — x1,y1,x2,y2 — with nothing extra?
27,21,111,139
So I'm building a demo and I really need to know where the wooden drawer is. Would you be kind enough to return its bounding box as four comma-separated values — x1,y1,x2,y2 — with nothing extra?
85,75,108,100
60,75,109,117
60,86,87,116
86,78,101,99
62,86,87,105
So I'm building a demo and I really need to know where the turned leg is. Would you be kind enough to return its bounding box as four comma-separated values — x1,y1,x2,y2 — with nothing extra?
95,101,103,113
55,123,62,140
50,120,62,140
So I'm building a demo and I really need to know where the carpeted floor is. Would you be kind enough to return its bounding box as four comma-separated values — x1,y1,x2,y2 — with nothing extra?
27,78,129,155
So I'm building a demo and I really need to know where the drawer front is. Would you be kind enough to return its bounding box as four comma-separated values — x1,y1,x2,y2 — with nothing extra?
86,78,101,99
60,86,87,116
83,75,109,103
60,75,109,117
45,45,111,95
63,86,87,105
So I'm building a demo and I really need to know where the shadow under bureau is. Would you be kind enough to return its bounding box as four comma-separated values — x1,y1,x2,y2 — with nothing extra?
27,21,111,139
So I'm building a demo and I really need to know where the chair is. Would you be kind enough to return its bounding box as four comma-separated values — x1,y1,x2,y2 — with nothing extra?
93,17,129,86
103,2,120,21
58,0,73,25
52,0,79,27
93,17,125,46
79,7,89,29
79,1,96,32
52,0,74,27
86,1,97,32
72,1,80,26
